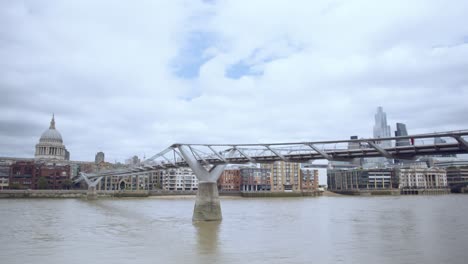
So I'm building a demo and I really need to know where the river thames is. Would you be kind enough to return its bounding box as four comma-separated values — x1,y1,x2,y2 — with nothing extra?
1,195,467,264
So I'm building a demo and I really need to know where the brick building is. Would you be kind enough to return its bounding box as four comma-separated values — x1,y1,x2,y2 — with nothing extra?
0,160,13,189
217,169,241,191
240,168,271,192
300,168,319,192
36,163,71,189
9,161,36,189
8,161,71,189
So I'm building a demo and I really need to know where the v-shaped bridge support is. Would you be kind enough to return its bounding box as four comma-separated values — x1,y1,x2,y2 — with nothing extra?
80,173,103,200
178,145,230,221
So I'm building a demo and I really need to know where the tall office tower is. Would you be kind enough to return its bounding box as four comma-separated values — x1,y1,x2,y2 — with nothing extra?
95,152,105,164
373,107,392,147
367,107,392,168
394,123,411,164
349,135,364,166
348,135,360,149
395,123,410,146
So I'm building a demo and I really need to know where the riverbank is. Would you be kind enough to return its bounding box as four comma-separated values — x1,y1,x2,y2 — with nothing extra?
0,190,88,198
0,190,148,198
0,190,324,199
328,188,451,196
0,188,455,199
329,189,401,196
240,191,322,197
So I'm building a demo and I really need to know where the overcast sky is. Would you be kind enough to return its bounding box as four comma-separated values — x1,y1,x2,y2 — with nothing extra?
1,0,468,163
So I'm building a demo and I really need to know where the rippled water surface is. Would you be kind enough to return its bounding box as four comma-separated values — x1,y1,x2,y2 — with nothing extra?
1,195,468,264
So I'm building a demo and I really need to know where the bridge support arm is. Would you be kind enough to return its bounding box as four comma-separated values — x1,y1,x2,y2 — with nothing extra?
367,141,393,159
178,145,225,182
307,144,332,160
234,147,255,163
453,136,468,150
80,173,103,200
264,145,288,161
207,146,227,162
178,145,234,221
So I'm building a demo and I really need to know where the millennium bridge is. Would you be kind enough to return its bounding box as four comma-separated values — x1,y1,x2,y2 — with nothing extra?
75,130,468,221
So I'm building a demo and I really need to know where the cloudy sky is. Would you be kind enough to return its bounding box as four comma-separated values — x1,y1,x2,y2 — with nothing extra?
1,0,468,163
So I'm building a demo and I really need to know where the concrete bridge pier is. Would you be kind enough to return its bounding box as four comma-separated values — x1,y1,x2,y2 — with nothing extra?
87,185,98,200
194,181,222,221
178,146,228,221
80,173,103,200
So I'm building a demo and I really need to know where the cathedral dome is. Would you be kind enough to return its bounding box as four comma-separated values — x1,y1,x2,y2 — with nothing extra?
39,115,63,143
35,114,69,161
40,129,63,143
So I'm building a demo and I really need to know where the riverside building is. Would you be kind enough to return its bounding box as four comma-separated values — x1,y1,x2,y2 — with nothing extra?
8,160,71,189
0,160,13,189
445,166,468,193
217,169,241,192
327,168,396,191
432,158,468,192
98,172,151,191
160,168,198,191
262,161,301,192
300,168,319,192
395,164,447,189
240,167,271,192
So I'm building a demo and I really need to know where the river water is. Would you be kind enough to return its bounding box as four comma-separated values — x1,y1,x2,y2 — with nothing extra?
1,195,467,264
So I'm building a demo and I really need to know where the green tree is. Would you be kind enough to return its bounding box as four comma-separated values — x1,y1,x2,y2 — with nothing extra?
37,177,48,189
62,179,72,190
9,183,22,189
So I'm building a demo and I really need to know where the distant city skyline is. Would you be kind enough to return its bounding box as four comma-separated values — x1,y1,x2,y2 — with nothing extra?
1,1,468,162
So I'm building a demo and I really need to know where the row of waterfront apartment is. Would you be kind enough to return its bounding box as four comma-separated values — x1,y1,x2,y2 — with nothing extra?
2,157,468,194
90,161,319,193
327,163,453,195
218,165,319,193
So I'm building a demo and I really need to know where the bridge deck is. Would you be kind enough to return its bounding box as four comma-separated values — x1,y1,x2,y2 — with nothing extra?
76,130,468,181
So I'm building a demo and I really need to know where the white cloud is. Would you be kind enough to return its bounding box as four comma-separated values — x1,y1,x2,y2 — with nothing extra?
1,0,468,164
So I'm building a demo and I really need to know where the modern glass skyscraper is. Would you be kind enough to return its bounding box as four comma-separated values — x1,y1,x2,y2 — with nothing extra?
365,107,392,168
395,123,410,147
394,123,411,164
373,106,392,148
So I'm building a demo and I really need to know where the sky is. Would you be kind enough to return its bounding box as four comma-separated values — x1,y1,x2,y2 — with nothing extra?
1,0,468,164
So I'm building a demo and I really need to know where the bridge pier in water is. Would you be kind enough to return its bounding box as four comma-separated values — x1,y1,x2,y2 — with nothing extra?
178,146,227,221
194,182,222,221
87,185,98,200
